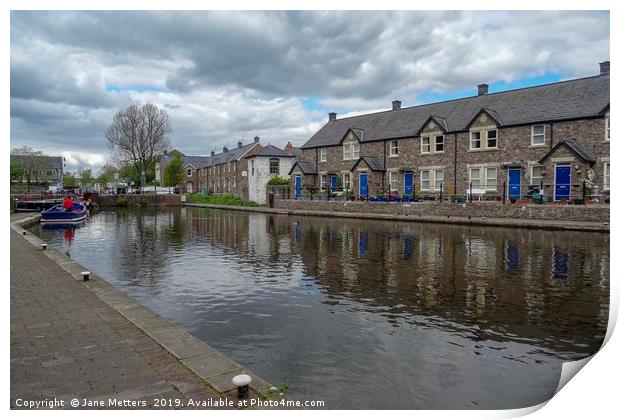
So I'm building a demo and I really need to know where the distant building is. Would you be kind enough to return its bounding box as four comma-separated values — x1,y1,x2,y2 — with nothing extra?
245,144,297,204
10,154,64,191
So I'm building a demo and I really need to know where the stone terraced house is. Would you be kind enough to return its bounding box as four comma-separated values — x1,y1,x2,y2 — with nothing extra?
292,61,610,202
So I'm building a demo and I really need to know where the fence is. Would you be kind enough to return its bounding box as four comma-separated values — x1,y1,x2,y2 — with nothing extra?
275,181,610,205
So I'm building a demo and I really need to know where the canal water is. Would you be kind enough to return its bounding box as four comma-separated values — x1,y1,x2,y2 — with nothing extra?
30,207,609,409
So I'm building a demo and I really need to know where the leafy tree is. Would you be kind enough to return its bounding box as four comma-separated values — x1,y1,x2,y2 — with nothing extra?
105,102,171,187
97,172,111,188
11,145,47,192
267,175,291,186
118,165,140,185
63,172,78,187
79,168,95,189
10,163,24,183
164,152,184,187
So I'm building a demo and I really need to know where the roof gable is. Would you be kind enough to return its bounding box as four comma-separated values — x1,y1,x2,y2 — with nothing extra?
350,156,386,172
465,108,502,130
417,115,448,135
539,139,597,165
288,160,317,175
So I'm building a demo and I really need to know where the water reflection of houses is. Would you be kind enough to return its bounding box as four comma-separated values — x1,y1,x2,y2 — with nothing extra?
174,208,607,356
286,218,609,356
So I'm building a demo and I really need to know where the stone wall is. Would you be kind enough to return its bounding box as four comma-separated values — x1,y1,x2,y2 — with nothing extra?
301,115,609,200
273,199,609,223
97,194,182,207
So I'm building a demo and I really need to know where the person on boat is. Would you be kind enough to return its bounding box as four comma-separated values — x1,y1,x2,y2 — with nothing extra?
63,195,74,212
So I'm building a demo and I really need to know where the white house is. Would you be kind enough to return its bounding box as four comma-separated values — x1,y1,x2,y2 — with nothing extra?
246,145,297,204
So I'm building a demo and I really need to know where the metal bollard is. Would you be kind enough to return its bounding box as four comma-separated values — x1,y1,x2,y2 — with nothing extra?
81,271,90,281
232,373,252,399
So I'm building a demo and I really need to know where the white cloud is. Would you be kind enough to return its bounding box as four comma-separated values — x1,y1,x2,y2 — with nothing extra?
10,10,609,165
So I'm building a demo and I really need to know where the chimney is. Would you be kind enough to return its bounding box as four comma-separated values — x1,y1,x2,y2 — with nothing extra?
238,140,243,148
163,150,168,156
223,146,229,153
254,136,260,143
478,84,488,96
600,61,610,75
211,150,215,156
392,100,401,111
328,112,337,121
284,141,294,155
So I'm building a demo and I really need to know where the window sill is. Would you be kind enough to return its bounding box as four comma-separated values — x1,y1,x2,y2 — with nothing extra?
468,148,498,152
529,144,546,148
387,155,399,158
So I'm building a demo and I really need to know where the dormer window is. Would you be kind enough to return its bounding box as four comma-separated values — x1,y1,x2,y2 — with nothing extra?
469,129,497,150
389,140,399,157
421,134,444,154
487,130,497,148
470,132,481,149
531,125,545,146
342,141,360,161
435,135,444,152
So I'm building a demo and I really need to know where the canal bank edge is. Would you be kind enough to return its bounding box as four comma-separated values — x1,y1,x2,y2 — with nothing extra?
183,202,610,233
11,215,278,402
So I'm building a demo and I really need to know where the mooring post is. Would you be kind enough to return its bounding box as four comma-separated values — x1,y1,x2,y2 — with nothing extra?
232,373,252,399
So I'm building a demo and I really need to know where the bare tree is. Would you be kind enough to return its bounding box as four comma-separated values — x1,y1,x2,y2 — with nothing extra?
105,103,171,186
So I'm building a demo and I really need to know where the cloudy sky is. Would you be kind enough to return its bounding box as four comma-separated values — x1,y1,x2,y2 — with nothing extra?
10,10,609,173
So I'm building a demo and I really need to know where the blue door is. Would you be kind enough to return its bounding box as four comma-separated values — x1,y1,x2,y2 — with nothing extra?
331,175,338,191
404,172,413,196
508,168,521,200
359,172,368,198
295,176,302,199
555,165,571,201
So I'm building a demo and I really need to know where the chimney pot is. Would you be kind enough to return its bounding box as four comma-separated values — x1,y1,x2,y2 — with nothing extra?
328,112,337,121
211,150,215,156
600,61,610,75
223,146,229,153
238,140,243,148
254,136,260,143
478,83,489,96
284,141,294,155
392,100,401,111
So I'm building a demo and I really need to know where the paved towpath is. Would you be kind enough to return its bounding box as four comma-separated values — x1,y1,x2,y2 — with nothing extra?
10,217,237,409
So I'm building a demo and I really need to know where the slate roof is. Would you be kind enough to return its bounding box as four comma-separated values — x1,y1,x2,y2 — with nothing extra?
539,139,598,164
10,155,64,171
288,161,318,175
302,74,610,148
350,156,386,172
161,141,260,168
246,144,290,158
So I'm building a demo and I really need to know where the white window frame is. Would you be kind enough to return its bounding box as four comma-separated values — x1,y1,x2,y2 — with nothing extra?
486,129,498,149
435,135,444,153
342,172,351,190
421,137,431,154
419,168,444,192
470,131,481,150
604,162,610,191
342,142,359,161
320,174,327,190
530,165,544,187
320,148,327,162
469,166,498,191
606,117,610,142
388,171,398,193
531,125,546,146
269,158,280,175
389,140,399,157
420,170,431,191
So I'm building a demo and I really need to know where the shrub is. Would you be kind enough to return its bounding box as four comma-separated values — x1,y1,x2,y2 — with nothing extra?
187,193,259,207
267,175,291,186
116,196,128,207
